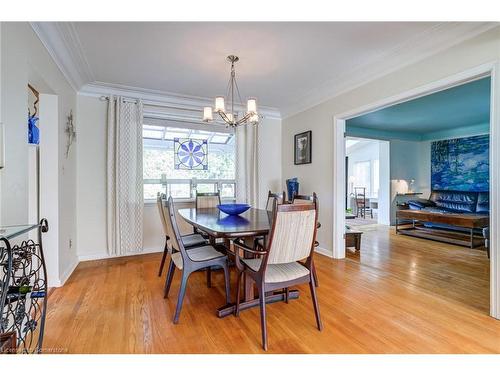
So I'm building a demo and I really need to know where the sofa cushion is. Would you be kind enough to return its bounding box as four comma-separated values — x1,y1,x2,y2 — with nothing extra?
476,192,489,213
408,199,436,210
429,190,479,213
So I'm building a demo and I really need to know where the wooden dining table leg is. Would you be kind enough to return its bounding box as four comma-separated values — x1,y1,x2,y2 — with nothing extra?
244,274,255,301
242,236,257,301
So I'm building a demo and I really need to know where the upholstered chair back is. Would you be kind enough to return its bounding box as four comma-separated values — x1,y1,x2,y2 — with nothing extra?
266,204,317,265
157,193,169,238
265,191,285,211
196,192,221,209
292,193,319,215
161,197,183,256
292,198,313,205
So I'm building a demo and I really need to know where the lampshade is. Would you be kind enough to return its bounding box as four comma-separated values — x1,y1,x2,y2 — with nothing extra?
215,96,225,112
247,98,257,114
202,107,213,122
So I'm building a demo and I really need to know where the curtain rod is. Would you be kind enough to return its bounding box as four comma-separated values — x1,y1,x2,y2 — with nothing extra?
99,95,202,113
145,115,231,129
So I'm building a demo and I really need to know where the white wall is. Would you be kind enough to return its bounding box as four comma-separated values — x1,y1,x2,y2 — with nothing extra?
258,117,282,209
75,95,107,259
282,26,500,255
39,94,60,284
378,141,391,225
76,94,282,260
0,23,78,286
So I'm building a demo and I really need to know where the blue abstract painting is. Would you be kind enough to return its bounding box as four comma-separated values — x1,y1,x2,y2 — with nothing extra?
431,134,489,192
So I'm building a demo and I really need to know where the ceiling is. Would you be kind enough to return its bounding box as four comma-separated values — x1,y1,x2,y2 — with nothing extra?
32,22,497,117
346,76,491,134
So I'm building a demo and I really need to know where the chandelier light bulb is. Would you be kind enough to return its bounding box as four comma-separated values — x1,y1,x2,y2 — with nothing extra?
215,96,225,112
247,98,257,114
203,107,213,122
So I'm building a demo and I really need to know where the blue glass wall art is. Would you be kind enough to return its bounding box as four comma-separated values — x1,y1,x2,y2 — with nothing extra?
431,134,489,192
174,138,208,170
28,114,40,145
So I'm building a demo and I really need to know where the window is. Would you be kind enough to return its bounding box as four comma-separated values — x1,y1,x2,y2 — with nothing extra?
143,121,236,200
353,159,380,197
353,161,371,196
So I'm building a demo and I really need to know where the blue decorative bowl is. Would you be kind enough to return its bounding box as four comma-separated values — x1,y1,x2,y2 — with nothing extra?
217,204,251,216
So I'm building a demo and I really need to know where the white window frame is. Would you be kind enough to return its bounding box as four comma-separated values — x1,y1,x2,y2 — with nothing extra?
144,177,236,203
142,117,236,203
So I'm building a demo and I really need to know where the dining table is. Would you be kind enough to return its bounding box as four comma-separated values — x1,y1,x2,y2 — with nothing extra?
178,207,301,318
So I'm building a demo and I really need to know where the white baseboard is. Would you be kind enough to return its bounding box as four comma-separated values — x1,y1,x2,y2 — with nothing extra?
50,256,79,287
78,247,163,262
315,246,333,258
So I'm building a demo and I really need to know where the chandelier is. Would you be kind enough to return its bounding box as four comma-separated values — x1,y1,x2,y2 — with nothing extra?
202,55,259,127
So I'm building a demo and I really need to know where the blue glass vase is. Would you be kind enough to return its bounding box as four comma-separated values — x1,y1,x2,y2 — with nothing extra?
286,178,299,201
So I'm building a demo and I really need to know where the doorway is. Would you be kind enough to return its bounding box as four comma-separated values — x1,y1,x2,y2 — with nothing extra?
345,136,390,228
332,65,499,319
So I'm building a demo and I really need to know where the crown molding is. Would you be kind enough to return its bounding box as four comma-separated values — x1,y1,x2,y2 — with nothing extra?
79,81,282,120
281,22,499,119
30,22,94,91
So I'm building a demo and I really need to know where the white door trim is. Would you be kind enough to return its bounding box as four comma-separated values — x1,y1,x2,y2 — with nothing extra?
332,62,500,319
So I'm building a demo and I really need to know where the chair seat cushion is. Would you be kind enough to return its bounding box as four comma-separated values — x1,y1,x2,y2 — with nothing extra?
181,233,207,248
171,245,225,270
242,259,310,283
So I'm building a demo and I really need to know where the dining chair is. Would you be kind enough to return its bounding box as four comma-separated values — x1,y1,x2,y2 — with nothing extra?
156,193,208,277
196,191,221,209
162,196,231,324
354,187,373,219
254,191,286,249
265,190,286,211
291,193,320,287
291,193,315,205
195,191,223,285
233,203,322,350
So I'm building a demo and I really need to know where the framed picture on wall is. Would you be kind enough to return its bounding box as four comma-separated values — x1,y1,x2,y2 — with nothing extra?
294,131,312,165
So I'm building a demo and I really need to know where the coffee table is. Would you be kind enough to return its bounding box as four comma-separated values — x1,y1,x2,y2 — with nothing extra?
396,209,489,248
345,229,362,251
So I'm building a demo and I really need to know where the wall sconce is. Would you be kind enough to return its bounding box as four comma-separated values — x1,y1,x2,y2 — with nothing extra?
65,110,76,158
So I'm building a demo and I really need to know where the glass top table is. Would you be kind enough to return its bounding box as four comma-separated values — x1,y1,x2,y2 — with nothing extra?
0,224,39,240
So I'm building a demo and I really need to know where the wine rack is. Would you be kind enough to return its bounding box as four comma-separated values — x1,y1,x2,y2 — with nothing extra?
0,219,48,354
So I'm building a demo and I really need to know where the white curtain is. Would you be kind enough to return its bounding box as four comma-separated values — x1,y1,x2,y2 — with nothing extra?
235,124,259,207
106,96,144,256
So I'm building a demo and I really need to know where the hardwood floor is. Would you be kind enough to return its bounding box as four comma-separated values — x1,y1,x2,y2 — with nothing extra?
347,226,490,313
43,235,500,353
